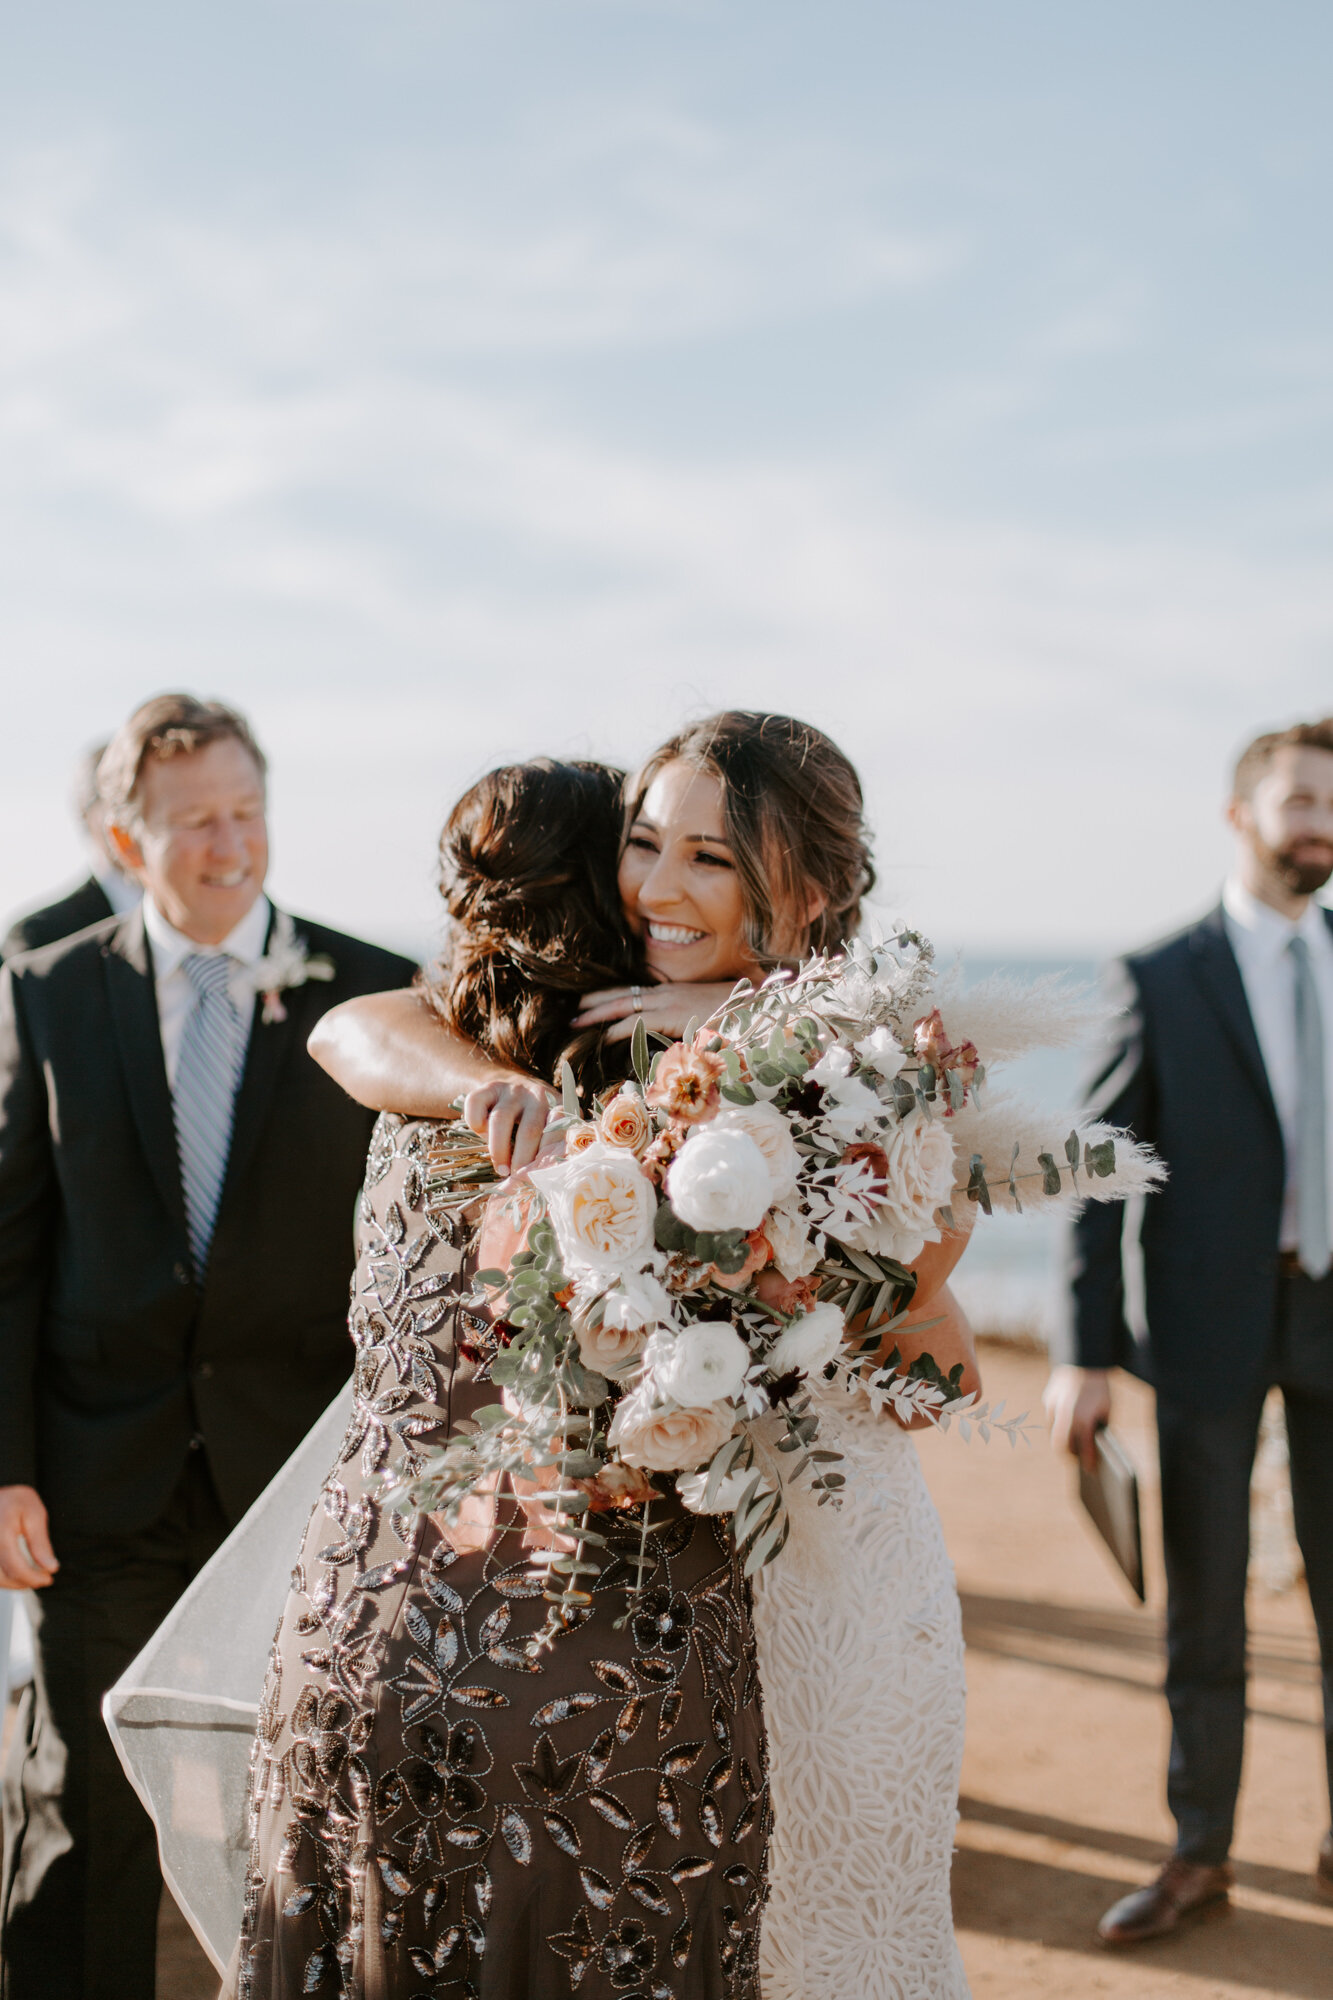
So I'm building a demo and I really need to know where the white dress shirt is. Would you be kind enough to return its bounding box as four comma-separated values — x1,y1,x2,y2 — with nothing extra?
1222,877,1333,1252
143,894,272,1089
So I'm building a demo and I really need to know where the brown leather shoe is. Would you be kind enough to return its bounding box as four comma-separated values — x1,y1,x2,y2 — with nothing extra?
1097,1858,1233,1946
1317,1832,1333,1903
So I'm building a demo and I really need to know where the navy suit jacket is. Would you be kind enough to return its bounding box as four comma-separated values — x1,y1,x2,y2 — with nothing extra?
1069,902,1333,1411
0,905,416,1537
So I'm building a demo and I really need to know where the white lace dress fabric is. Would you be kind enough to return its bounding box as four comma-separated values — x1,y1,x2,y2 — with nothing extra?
755,1386,970,2000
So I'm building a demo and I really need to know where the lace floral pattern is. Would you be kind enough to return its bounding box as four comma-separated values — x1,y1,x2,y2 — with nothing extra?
226,1116,769,2000
755,1385,969,2000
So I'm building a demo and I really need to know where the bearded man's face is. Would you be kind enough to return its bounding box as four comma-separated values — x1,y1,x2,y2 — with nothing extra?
1234,745,1333,896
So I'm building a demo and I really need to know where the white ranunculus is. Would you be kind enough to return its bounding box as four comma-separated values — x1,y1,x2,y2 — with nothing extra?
820,1075,884,1142
839,1108,955,1262
607,1389,735,1471
713,1102,801,1206
643,1322,750,1406
677,1466,773,1514
854,1026,906,1079
666,1125,772,1234
764,1200,821,1280
529,1141,656,1279
766,1300,844,1376
810,1044,854,1087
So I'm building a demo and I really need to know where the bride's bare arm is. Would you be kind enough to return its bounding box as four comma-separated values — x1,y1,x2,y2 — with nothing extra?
873,1208,981,1428
308,989,555,1171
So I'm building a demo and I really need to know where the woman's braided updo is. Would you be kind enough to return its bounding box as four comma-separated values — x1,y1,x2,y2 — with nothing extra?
421,759,641,1092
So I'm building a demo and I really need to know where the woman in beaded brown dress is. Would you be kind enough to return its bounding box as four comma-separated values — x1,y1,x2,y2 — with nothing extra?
224,759,771,2000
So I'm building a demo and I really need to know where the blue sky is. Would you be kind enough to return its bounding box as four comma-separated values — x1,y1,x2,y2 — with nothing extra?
1,1,1330,956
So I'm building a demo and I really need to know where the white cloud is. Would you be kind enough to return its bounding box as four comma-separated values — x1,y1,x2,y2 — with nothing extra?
0,121,1328,959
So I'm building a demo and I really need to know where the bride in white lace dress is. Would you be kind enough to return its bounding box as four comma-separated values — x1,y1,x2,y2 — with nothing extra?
294,712,978,1997
756,1360,970,1999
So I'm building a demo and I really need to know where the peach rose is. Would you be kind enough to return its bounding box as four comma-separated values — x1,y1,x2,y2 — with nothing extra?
575,1315,651,1375
528,1143,657,1280
597,1091,654,1155
606,1391,735,1472
566,1122,600,1154
583,1461,658,1510
753,1266,819,1316
646,1040,726,1123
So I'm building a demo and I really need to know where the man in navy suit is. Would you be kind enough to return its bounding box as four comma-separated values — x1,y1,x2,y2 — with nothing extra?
1048,716,1333,1943
0,694,416,1998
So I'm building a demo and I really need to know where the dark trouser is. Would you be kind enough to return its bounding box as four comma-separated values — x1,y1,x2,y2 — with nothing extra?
1157,1269,1333,1866
1,1451,228,2000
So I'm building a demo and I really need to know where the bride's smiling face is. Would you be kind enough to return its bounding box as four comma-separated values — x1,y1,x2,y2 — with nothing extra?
619,761,765,987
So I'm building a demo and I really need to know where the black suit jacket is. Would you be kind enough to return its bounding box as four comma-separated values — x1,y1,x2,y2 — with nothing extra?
1,876,116,961
0,905,416,1537
1069,902,1333,1411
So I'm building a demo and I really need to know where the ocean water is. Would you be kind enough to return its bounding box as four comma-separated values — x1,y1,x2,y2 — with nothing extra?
936,955,1102,1345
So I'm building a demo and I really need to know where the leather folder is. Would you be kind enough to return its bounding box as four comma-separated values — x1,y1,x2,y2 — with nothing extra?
1078,1427,1145,1602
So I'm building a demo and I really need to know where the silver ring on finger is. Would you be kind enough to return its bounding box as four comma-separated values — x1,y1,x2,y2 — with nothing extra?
630,984,643,1014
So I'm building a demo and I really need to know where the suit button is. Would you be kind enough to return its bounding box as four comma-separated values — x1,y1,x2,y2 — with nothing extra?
196,1361,214,1380
174,1263,191,1285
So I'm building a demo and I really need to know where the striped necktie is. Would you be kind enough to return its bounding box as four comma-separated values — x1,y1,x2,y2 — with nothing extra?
1288,933,1331,1280
173,953,248,1277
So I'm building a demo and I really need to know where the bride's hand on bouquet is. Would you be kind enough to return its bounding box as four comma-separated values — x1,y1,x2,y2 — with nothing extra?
571,981,740,1045
463,1076,558,1173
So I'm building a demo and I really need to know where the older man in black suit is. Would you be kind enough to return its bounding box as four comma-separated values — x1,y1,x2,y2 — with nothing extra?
0,694,416,1999
1048,716,1333,1943
0,741,141,961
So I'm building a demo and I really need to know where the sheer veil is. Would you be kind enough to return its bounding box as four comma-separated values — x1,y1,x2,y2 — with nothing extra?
103,1386,353,1974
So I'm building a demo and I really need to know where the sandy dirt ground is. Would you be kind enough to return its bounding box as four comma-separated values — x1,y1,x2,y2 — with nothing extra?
916,1343,1331,2000
8,1341,1331,1998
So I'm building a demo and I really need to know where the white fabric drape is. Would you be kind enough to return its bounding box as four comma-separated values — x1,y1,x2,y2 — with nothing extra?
102,1386,352,1974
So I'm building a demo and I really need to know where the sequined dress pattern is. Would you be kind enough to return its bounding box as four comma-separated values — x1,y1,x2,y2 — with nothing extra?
225,1115,769,2000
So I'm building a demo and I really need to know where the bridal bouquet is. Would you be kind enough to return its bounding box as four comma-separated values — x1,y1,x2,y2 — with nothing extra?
396,933,1162,1631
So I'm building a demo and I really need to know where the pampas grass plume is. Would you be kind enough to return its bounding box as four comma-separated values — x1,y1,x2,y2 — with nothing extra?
947,1089,1165,1214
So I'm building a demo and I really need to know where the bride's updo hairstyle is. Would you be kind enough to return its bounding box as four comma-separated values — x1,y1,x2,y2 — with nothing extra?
423,759,640,1091
628,711,875,965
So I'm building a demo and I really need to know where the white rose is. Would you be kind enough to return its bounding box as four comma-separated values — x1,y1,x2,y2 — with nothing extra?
607,1389,735,1471
764,1200,821,1280
854,1026,906,1079
643,1322,750,1406
529,1141,656,1279
839,1108,955,1261
666,1125,772,1234
883,1108,956,1230
713,1102,801,1206
677,1466,773,1515
767,1300,844,1376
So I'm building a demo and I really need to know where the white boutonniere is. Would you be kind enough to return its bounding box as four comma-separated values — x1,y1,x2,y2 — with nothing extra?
244,910,336,1023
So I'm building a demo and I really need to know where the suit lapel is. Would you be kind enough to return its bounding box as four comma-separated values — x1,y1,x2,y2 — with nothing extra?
1187,906,1280,1128
102,907,189,1234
